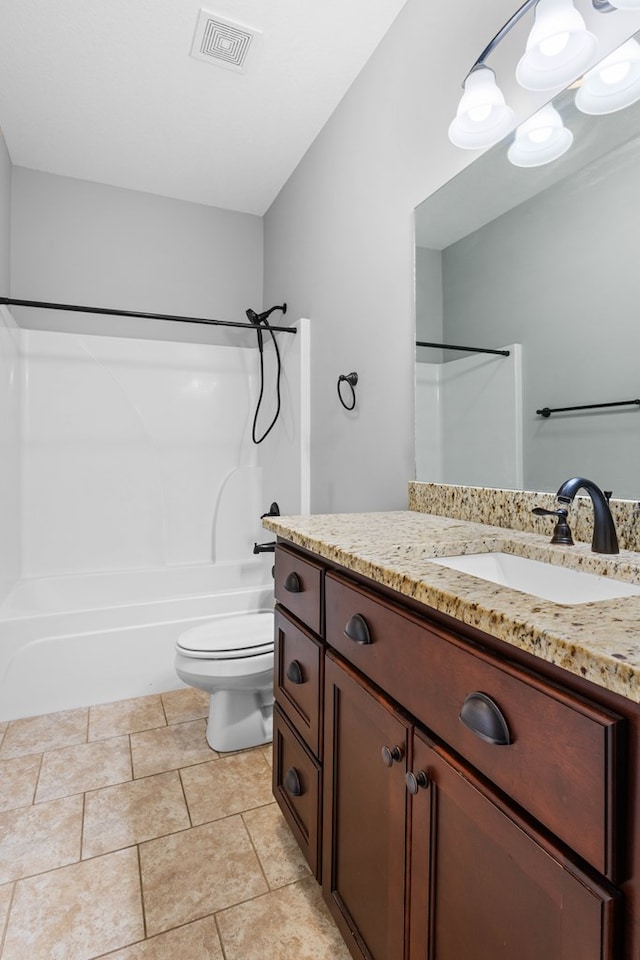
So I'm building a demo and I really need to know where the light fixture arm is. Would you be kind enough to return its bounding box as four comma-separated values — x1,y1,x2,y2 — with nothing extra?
469,0,539,79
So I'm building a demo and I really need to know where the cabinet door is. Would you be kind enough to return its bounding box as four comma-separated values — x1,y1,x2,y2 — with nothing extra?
408,729,620,960
323,652,410,960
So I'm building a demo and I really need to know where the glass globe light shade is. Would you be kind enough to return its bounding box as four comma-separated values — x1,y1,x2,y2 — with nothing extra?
516,0,598,91
448,66,515,149
507,104,573,167
576,38,640,114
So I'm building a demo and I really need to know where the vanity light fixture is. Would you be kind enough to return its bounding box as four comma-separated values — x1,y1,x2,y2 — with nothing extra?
575,36,640,111
449,0,628,150
507,103,573,164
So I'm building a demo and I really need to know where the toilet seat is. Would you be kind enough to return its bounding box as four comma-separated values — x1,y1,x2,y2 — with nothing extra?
176,610,274,660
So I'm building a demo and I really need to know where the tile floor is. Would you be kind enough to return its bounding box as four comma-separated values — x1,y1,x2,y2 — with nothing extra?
0,687,351,960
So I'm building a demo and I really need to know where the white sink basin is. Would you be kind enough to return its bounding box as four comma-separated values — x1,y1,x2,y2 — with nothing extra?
429,552,640,605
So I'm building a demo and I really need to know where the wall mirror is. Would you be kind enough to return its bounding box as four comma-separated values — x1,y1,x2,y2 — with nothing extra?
415,27,640,499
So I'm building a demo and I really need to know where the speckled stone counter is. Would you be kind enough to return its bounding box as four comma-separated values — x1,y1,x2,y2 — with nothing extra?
409,481,640,553
263,510,640,703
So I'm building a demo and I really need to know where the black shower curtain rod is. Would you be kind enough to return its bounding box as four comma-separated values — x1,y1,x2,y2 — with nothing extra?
0,297,297,334
416,340,510,357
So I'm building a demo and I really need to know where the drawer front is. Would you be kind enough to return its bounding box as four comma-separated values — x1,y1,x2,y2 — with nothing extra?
273,705,322,880
274,545,324,635
275,607,323,757
326,572,624,882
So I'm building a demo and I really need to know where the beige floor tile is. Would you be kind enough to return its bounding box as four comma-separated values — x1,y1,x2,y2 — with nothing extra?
0,881,14,937
139,815,268,937
243,803,311,889
82,771,190,858
0,795,82,884
0,755,42,813
130,720,216,778
0,722,7,747
216,877,352,960
161,687,209,725
95,915,224,960
0,709,88,759
3,847,144,960
180,751,272,825
35,736,132,802
89,696,166,741
261,743,273,768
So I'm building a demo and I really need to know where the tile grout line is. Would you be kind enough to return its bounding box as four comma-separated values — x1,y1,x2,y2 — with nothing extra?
240,811,271,891
136,842,148,941
79,791,86,863
159,693,170,727
214,912,230,960
31,751,45,805
0,881,16,958
177,767,195,828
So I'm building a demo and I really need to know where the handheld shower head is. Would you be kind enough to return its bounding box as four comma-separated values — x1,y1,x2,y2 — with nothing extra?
245,303,287,326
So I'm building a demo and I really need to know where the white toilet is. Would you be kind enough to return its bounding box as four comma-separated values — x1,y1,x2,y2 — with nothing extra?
175,610,275,752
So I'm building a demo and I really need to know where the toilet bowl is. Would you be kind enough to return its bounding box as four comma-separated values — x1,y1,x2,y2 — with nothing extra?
175,609,275,753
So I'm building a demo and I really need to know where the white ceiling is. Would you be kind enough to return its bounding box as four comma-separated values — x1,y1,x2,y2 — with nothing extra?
0,0,409,215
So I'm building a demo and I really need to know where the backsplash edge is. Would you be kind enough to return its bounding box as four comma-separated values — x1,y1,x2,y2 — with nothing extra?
408,482,640,554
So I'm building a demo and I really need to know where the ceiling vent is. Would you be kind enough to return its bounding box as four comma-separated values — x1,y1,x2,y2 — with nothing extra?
190,9,261,73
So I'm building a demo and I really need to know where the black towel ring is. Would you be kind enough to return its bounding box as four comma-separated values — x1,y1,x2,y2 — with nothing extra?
337,372,358,410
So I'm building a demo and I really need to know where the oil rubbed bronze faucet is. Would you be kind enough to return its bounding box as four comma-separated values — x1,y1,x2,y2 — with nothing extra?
555,477,619,555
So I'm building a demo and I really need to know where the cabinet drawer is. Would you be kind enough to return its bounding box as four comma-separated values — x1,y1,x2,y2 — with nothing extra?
326,572,625,882
275,607,323,757
273,705,322,880
274,545,324,634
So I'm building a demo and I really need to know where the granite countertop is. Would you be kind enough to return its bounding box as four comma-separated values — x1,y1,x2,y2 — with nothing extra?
263,510,640,703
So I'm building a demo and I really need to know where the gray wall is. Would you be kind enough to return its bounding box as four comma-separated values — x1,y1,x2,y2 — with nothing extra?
263,0,640,513
263,0,544,513
0,129,20,600
0,130,9,293
11,168,263,345
442,140,640,499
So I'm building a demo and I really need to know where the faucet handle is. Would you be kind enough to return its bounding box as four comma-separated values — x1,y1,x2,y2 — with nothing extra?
604,490,612,504
531,507,574,546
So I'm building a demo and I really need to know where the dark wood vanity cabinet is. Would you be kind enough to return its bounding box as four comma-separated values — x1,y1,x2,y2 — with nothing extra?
272,541,637,960
323,652,409,960
272,545,325,879
408,729,619,960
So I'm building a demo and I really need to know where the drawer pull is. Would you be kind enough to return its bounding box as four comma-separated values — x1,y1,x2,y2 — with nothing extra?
381,744,404,767
286,659,305,684
405,770,430,794
283,767,303,797
460,692,512,746
344,613,372,645
284,572,302,593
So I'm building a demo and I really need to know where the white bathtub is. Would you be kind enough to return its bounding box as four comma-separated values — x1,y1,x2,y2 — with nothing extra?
0,559,274,721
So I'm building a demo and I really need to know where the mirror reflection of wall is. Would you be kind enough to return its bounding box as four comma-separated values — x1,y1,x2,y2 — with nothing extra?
415,30,640,499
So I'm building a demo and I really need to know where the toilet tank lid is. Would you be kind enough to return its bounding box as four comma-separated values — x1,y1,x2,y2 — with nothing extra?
176,610,274,658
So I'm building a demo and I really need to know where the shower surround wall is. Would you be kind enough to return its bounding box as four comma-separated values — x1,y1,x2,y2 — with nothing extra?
21,329,266,576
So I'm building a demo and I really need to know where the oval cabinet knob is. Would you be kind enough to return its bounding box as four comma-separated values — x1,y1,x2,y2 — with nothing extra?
284,572,301,593
285,659,304,684
381,744,404,767
344,613,372,645
459,692,512,746
405,770,430,794
283,767,303,797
